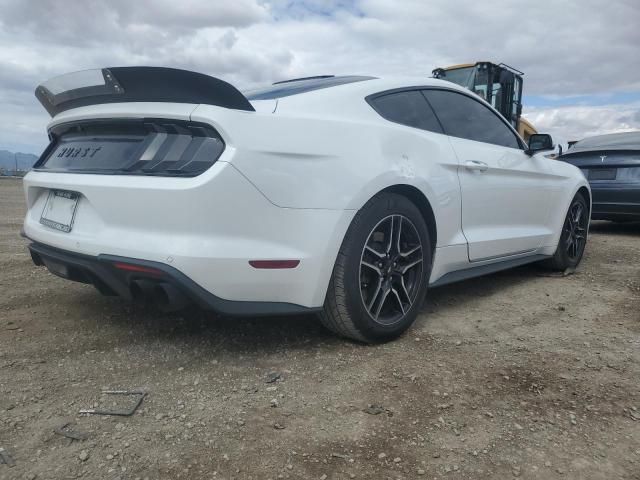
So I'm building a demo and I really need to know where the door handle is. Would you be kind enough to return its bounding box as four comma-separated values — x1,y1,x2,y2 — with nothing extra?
465,160,489,172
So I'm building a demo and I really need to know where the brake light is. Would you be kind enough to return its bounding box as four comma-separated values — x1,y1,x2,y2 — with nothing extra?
37,120,225,177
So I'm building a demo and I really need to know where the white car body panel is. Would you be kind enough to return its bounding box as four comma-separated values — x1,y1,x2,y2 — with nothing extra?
451,136,563,261
22,75,590,312
24,164,355,307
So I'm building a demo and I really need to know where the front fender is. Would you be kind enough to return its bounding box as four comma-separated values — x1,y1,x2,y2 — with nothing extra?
542,161,591,254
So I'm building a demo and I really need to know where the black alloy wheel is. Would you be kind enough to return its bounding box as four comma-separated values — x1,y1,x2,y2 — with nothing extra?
564,199,588,261
544,193,589,271
320,193,431,343
359,214,423,325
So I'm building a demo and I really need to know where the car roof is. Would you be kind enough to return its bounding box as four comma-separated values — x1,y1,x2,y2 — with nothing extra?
260,75,471,117
247,75,465,100
571,131,640,152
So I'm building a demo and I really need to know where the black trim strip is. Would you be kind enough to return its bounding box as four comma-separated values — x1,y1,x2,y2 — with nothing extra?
27,242,321,317
429,254,548,288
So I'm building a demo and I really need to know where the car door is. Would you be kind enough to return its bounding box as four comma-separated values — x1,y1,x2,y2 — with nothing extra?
423,88,557,261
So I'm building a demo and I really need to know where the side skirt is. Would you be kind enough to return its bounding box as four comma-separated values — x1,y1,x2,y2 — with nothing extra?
429,254,549,288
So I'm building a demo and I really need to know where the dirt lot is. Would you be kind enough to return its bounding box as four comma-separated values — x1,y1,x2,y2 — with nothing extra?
1,176,639,480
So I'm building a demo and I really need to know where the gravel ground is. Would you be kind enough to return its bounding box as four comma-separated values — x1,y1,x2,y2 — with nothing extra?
1,176,639,480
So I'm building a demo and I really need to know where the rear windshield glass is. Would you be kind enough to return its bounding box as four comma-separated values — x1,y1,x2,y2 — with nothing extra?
244,75,376,101
572,131,640,150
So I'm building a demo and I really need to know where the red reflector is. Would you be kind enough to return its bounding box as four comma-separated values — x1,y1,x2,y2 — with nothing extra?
113,262,164,275
249,260,300,269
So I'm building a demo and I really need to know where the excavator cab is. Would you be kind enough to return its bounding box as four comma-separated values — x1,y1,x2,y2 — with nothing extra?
432,62,536,141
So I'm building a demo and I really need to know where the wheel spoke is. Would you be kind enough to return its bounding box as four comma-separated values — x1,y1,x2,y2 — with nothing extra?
365,245,385,258
386,216,395,254
573,204,583,223
400,244,421,258
400,258,422,274
373,287,391,320
399,277,412,304
367,277,384,311
361,260,382,275
391,288,406,315
565,236,573,252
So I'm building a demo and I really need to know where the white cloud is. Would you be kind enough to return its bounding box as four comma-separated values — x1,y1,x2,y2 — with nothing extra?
0,0,639,153
524,103,640,141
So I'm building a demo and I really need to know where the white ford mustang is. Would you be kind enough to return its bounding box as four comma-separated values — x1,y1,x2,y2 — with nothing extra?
23,67,590,342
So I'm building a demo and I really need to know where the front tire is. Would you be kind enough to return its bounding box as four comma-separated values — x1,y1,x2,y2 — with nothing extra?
319,193,431,343
545,193,589,271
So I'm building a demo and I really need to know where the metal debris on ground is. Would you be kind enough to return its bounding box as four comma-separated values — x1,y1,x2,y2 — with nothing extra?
54,422,89,442
79,390,146,417
0,447,15,467
265,372,281,383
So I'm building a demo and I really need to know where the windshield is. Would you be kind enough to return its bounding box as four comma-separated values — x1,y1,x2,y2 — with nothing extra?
438,67,475,89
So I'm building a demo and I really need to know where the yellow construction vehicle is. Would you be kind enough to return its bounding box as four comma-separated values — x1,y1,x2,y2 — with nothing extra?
432,62,537,141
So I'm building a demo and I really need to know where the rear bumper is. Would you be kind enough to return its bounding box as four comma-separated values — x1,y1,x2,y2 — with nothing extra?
591,185,640,220
22,162,355,309
27,241,320,316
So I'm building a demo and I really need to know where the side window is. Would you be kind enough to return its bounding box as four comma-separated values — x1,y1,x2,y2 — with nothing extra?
422,89,521,149
370,90,443,134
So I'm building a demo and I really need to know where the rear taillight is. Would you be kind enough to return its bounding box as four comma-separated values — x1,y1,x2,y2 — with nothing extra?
35,119,225,177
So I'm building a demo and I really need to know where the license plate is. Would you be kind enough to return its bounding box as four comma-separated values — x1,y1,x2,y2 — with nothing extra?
589,168,617,181
40,190,80,233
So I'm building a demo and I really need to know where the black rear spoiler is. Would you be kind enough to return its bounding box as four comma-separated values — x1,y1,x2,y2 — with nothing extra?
35,66,255,117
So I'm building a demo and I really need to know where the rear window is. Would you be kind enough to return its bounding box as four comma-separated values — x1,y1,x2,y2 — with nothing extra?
244,75,376,101
369,90,443,134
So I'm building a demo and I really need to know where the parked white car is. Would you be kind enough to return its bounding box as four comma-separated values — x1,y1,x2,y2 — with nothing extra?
23,67,590,342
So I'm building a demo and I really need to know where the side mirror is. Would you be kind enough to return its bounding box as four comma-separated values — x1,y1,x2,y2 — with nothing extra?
526,134,554,155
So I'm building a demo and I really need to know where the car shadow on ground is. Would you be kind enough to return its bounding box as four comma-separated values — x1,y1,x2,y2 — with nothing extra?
85,223,630,350
83,262,544,352
425,262,539,306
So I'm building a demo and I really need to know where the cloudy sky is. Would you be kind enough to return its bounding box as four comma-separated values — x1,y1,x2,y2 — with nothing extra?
1,0,639,154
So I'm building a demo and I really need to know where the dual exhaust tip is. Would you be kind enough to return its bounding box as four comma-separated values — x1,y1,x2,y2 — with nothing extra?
130,279,190,312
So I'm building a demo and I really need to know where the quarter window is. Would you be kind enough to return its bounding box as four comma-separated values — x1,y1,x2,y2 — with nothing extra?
370,90,443,134
422,89,521,149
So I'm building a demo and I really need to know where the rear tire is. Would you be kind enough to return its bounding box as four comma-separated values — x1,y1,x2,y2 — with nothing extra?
319,193,431,343
544,193,589,271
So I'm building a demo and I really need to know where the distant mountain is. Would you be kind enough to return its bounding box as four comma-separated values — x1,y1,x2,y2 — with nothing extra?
0,150,39,174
